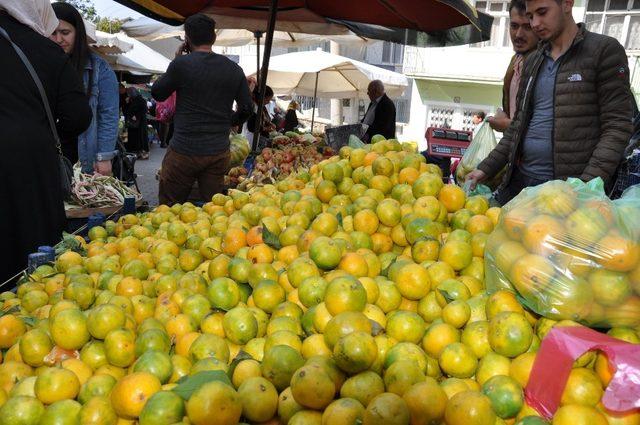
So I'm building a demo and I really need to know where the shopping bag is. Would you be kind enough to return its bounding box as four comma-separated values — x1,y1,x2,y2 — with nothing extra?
456,121,501,187
156,92,176,123
485,178,640,328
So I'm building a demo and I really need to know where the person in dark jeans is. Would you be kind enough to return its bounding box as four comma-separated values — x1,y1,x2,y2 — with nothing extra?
123,86,149,159
152,14,252,205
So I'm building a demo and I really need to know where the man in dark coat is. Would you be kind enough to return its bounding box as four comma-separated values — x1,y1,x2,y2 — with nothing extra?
362,80,396,142
0,2,92,282
466,0,633,205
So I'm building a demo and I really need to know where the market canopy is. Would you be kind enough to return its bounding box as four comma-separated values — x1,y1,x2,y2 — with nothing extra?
84,20,134,54
247,49,409,98
113,0,491,45
122,16,370,47
101,33,171,75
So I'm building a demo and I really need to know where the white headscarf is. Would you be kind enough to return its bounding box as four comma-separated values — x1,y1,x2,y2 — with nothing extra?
0,0,59,37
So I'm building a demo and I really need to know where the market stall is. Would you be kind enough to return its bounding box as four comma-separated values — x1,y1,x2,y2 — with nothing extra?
4,136,640,425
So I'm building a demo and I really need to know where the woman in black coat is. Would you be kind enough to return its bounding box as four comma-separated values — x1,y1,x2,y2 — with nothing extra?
283,100,300,133
123,86,149,159
0,2,92,282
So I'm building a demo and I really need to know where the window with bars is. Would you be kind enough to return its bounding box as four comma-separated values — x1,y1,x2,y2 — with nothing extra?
472,0,512,48
394,99,410,123
586,0,640,49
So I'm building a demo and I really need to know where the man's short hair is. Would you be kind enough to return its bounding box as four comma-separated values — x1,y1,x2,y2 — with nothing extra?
475,111,486,120
508,0,526,14
184,14,216,46
369,80,385,93
253,85,274,99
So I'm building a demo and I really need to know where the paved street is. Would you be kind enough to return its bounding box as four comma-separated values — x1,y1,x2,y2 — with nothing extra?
135,141,164,207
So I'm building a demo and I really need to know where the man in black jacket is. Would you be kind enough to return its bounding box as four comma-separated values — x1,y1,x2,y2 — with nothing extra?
362,80,396,142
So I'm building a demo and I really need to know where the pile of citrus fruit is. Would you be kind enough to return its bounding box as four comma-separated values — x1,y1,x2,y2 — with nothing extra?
0,139,638,425
485,178,640,328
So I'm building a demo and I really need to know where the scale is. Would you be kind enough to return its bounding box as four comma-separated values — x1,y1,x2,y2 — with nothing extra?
425,127,473,158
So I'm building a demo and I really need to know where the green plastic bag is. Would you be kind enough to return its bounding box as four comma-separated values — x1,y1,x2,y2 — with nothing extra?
485,178,640,329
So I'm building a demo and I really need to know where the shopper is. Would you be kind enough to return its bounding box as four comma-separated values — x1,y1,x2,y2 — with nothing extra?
283,100,300,132
489,0,539,132
247,85,276,139
0,0,92,282
152,13,252,205
466,0,634,205
123,86,149,160
361,80,396,142
51,2,119,175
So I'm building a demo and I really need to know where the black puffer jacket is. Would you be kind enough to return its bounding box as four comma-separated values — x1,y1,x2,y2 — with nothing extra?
479,24,634,187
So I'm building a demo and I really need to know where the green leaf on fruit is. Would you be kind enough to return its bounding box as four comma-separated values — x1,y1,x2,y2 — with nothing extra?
172,370,232,400
370,320,384,336
336,212,343,227
381,258,396,277
438,289,454,304
262,226,282,250
227,350,254,379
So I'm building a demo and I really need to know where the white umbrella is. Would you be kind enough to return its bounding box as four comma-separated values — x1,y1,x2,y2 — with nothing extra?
247,49,408,129
248,49,408,98
101,33,171,75
84,20,134,55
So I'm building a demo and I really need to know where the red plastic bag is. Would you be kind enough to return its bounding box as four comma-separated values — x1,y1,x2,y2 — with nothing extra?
525,326,640,419
156,92,176,123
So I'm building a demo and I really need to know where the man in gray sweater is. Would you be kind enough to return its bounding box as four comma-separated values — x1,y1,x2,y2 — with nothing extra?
152,14,253,205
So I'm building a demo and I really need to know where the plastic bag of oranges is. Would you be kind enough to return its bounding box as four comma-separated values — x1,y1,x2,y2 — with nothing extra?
485,178,640,328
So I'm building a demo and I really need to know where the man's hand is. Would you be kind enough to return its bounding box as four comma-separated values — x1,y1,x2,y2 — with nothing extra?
465,169,487,190
488,109,511,132
94,160,112,176
175,42,189,58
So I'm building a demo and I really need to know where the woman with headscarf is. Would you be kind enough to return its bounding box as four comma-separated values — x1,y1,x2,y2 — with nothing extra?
283,100,300,133
51,2,119,175
123,86,150,159
0,0,92,282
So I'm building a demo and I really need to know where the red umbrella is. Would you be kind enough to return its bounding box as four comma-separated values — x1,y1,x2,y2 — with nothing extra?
114,0,484,36
115,0,486,150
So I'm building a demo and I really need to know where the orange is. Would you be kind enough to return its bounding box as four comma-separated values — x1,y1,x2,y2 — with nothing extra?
386,311,426,344
0,314,26,349
438,184,466,213
444,390,496,425
510,352,537,388
595,233,640,272
222,227,247,256
502,207,533,240
485,289,525,319
139,391,186,425
485,207,501,226
594,352,615,387
412,173,444,198
552,404,608,425
402,378,447,424
324,276,367,316
393,263,431,300
50,308,90,350
111,372,161,419
488,312,533,358
339,371,385,407
333,331,378,374
481,375,523,419
246,243,274,264
323,311,372,350
363,392,411,425
438,342,478,378
363,152,379,167
34,367,80,404
439,240,473,271
398,167,420,185
522,215,565,256
338,253,369,277
290,363,335,409
466,215,494,235
509,254,555,297
246,225,264,246
322,398,366,425
354,209,380,235
598,405,640,425
19,328,53,367
560,368,603,407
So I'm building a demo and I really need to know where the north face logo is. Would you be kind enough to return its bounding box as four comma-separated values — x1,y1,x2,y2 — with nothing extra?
568,73,583,82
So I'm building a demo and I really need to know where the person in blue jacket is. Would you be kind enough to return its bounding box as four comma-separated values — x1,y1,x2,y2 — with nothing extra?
51,2,119,175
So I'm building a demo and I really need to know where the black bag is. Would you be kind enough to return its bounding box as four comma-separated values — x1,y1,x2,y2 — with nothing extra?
0,26,74,199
